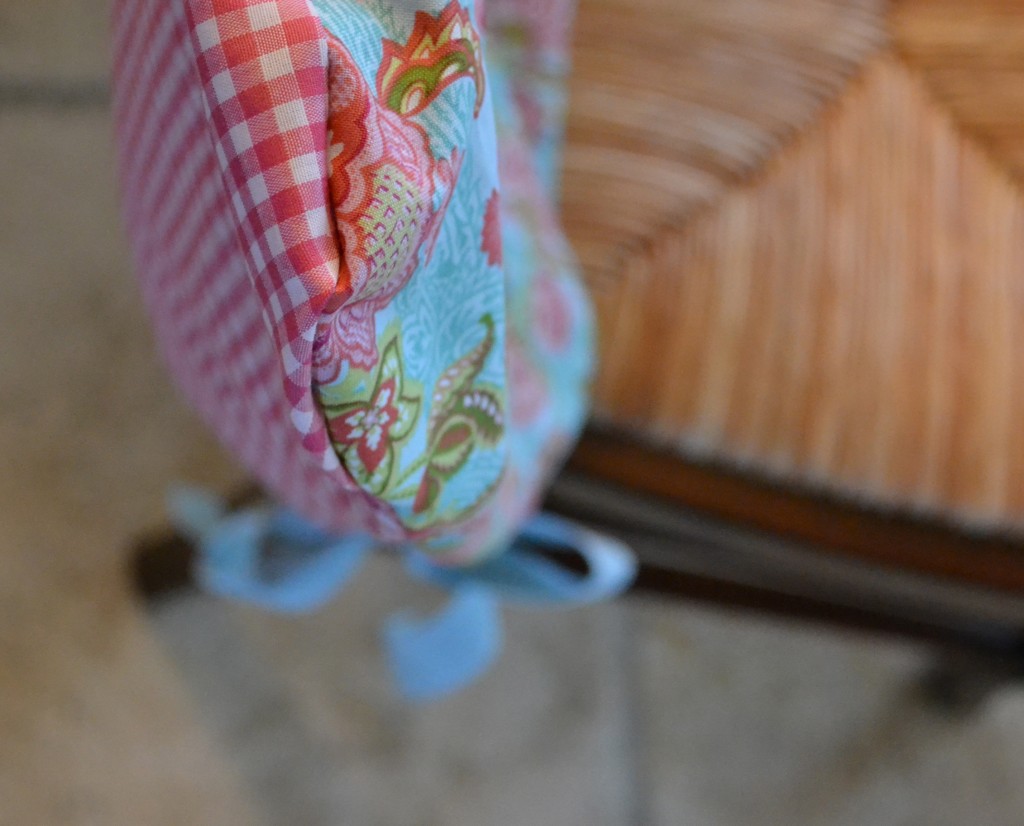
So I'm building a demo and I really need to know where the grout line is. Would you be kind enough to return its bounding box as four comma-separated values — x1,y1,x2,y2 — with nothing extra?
0,79,110,110
614,604,656,826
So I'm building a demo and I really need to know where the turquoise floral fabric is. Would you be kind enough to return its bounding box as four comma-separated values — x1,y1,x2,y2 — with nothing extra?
310,0,593,564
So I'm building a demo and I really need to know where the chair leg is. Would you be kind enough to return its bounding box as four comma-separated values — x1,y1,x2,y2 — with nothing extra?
131,529,196,602
128,483,264,603
919,645,1024,715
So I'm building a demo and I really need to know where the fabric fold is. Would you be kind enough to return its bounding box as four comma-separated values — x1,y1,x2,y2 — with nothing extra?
112,0,595,567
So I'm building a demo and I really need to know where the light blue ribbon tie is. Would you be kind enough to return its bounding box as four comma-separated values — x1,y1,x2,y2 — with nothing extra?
167,488,637,702
386,513,637,701
383,586,503,703
403,512,638,606
167,486,372,614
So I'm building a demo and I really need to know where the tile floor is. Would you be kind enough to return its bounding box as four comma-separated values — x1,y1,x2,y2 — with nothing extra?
3,6,1024,824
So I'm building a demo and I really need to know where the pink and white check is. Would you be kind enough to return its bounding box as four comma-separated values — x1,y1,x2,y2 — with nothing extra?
112,0,597,563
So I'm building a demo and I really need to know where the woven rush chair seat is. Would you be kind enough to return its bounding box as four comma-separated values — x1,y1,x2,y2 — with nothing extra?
560,0,1024,551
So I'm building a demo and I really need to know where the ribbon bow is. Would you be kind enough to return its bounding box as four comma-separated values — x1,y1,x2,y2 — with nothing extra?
168,487,636,702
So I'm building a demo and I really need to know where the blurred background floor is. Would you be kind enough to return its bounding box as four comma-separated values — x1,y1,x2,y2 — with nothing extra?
3,4,1024,824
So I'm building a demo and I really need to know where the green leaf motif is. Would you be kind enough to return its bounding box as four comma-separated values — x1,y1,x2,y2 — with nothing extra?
319,328,422,497
430,419,475,478
411,315,506,519
454,387,503,446
427,313,495,442
414,472,441,515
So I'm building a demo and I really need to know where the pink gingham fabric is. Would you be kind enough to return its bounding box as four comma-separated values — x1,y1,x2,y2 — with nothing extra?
114,0,639,700
112,0,596,563
112,0,402,539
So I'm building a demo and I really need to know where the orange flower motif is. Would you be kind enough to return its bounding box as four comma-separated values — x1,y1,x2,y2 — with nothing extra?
377,1,486,117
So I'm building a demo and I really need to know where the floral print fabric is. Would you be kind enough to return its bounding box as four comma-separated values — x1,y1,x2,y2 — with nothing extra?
112,0,591,566
311,0,592,563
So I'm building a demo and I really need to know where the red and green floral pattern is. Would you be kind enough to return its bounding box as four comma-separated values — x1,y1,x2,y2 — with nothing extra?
377,2,486,117
308,0,592,562
316,7,482,373
320,315,504,527
321,334,421,494
414,313,504,515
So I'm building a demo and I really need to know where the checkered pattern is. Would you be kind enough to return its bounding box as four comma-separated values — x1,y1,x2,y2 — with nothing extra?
111,0,405,539
185,0,337,447
112,0,596,566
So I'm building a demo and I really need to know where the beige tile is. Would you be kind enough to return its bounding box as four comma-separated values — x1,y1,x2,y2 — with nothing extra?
149,554,635,825
631,597,933,826
404,599,634,826
811,689,1024,826
0,0,113,85
0,106,249,824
